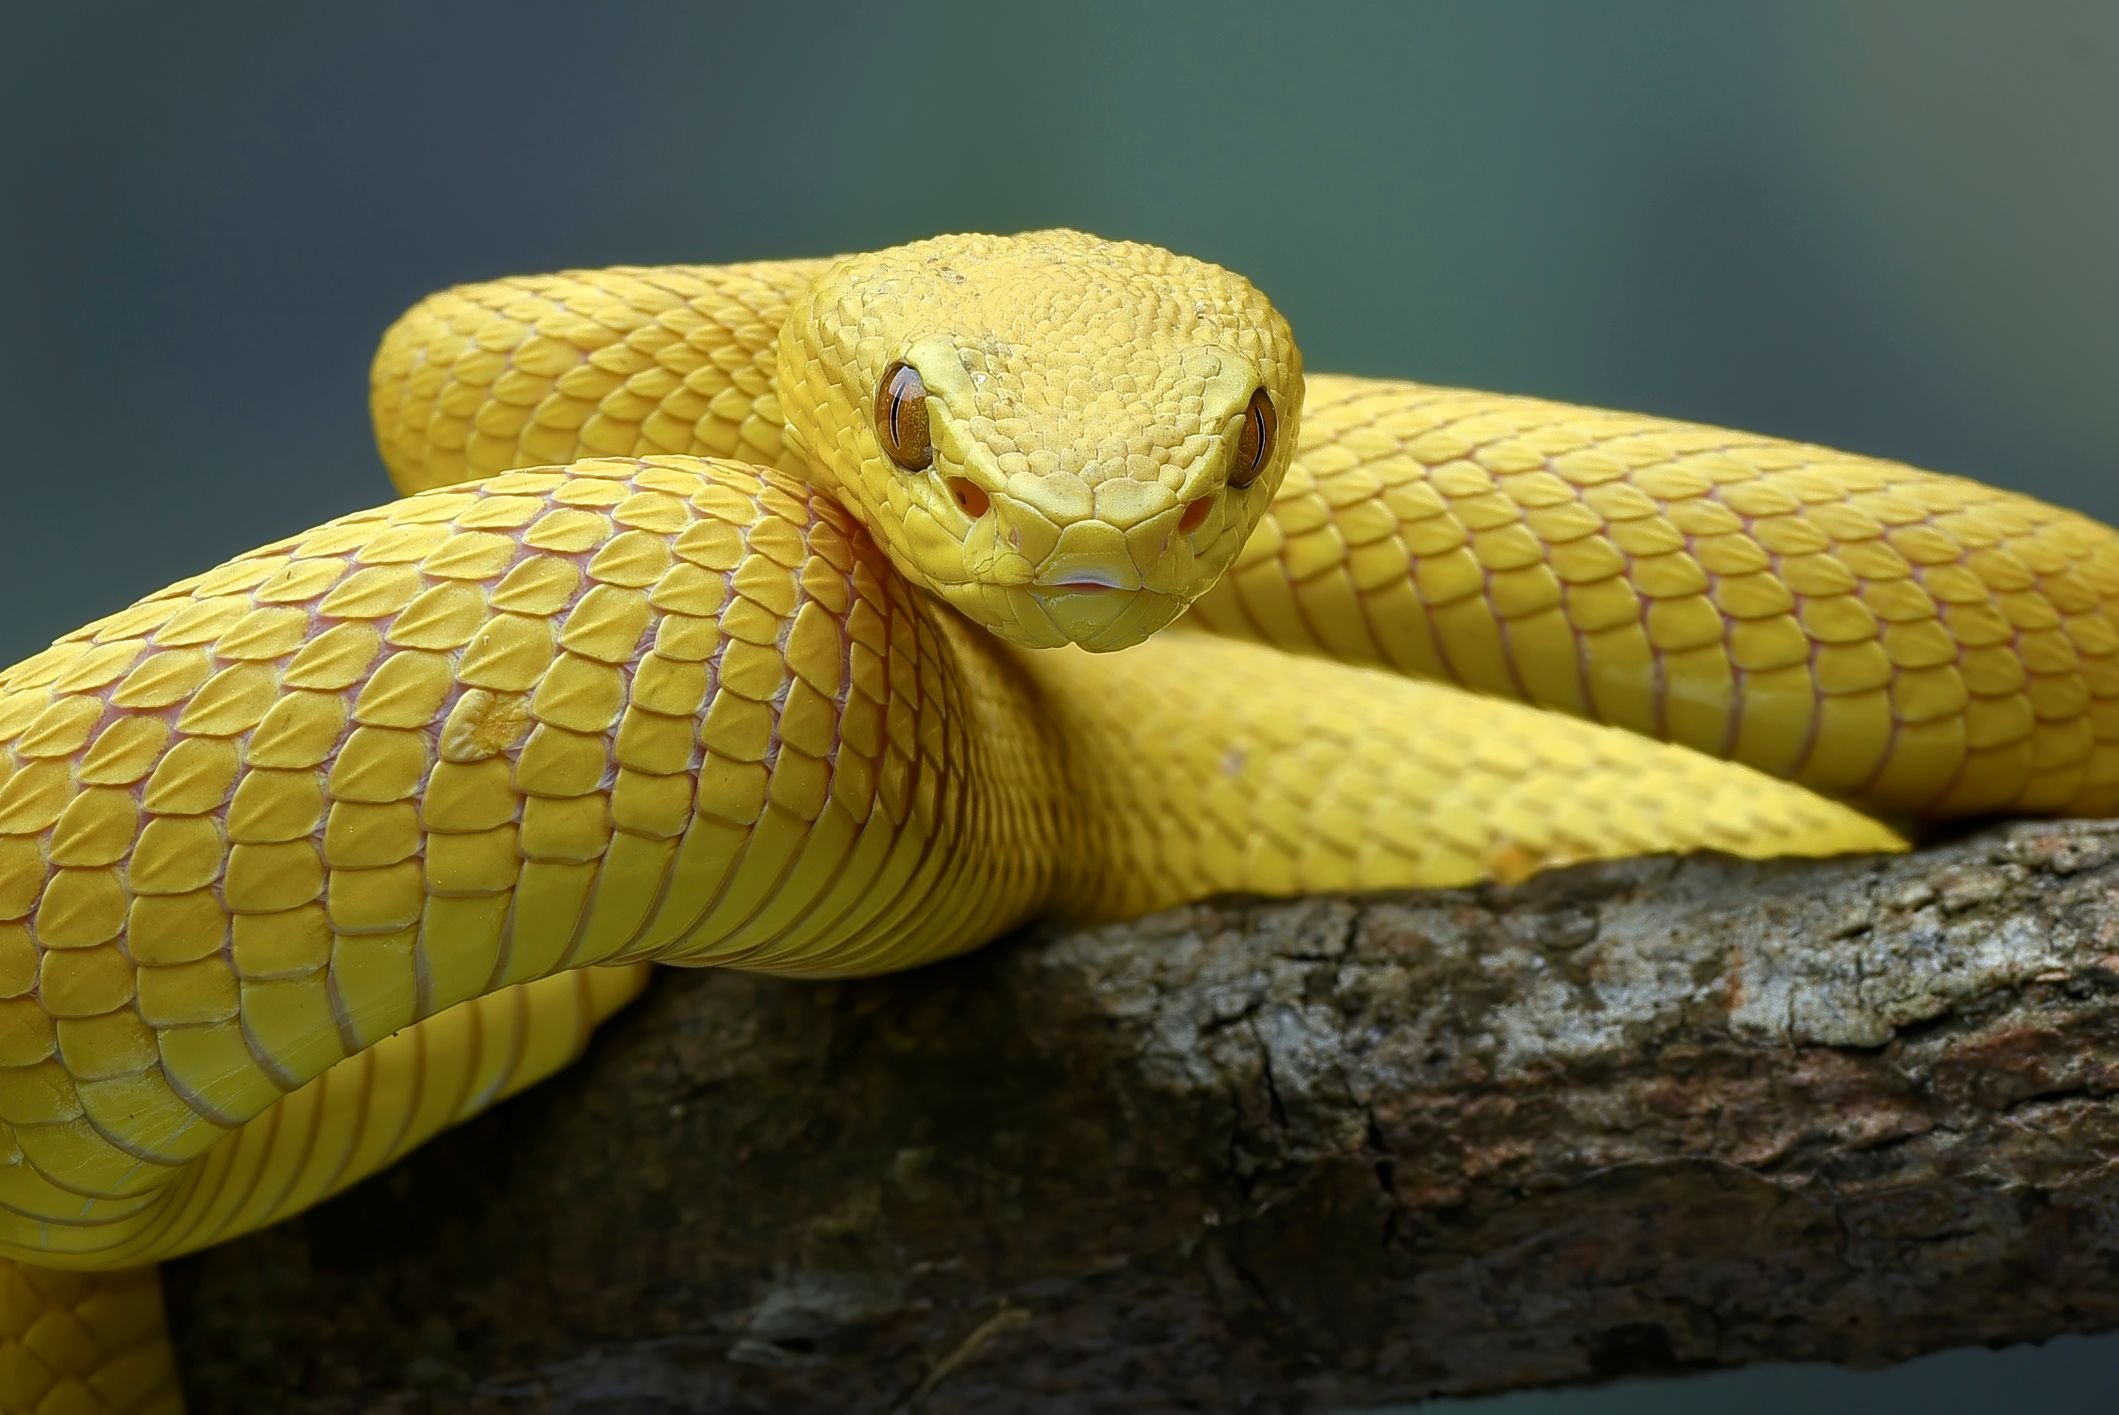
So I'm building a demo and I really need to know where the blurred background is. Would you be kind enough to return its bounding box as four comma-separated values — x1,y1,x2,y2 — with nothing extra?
3,1,2114,1409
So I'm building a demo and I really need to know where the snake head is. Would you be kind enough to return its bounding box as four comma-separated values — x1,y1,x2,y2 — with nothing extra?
779,229,1303,651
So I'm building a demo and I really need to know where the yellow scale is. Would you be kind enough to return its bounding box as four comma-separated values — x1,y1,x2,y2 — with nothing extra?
1,231,2115,1412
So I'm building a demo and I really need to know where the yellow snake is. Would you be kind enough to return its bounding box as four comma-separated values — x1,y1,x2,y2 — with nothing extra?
1,229,2115,1411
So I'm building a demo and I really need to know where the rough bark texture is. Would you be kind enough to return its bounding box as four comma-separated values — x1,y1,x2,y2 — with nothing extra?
164,820,2119,1412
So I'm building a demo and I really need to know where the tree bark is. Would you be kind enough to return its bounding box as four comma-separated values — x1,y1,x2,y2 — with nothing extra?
164,820,2119,1413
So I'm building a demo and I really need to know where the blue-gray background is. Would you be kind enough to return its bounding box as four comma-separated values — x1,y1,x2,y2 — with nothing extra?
4,3,2115,1410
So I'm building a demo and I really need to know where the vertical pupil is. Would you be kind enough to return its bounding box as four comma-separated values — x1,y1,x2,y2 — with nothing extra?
899,371,922,451
1230,391,1274,487
877,363,932,470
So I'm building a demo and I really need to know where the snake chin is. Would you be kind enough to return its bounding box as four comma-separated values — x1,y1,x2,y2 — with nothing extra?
964,582,1187,653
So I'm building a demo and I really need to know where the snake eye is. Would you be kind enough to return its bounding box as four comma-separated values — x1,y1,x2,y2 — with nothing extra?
876,361,934,471
1228,388,1276,489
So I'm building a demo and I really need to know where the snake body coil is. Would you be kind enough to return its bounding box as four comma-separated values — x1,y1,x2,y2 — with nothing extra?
0,230,2114,1411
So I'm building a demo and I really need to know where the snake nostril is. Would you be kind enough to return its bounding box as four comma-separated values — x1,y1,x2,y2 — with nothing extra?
947,477,991,518
1178,497,1212,535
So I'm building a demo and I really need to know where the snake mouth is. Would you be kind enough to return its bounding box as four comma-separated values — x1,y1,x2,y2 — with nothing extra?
1028,584,1142,607
1031,565,1140,593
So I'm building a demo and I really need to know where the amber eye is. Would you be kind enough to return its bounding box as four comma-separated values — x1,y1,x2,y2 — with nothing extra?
1229,388,1276,489
875,361,934,471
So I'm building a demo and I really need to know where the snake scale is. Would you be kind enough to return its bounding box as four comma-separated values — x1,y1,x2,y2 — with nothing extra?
0,230,2115,1411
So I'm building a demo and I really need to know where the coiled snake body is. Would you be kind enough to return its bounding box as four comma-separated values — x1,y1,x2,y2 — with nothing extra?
1,230,2115,1410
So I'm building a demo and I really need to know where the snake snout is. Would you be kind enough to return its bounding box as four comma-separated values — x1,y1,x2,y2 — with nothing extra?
1032,519,1142,592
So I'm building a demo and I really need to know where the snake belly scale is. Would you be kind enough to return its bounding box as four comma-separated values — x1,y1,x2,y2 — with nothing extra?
0,229,2114,1411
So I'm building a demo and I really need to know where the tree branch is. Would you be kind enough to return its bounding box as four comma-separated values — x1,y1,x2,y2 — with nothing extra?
164,820,2119,1412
